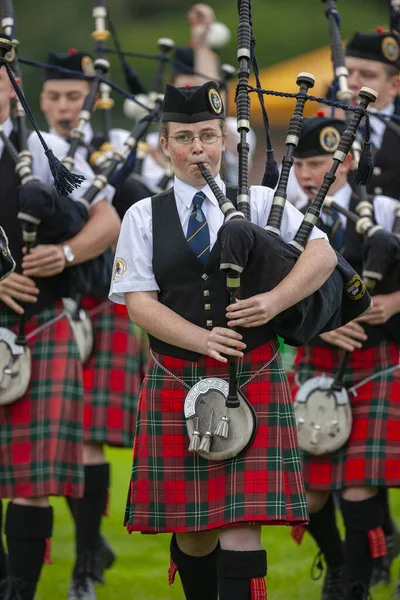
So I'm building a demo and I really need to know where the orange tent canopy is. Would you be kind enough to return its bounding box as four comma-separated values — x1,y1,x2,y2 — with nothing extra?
228,45,334,127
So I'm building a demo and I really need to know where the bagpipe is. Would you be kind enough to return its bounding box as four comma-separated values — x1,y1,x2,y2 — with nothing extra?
0,0,88,405
294,0,400,457
183,0,373,462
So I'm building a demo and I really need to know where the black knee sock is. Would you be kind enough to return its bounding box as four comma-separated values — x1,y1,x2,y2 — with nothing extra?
307,495,345,568
0,500,7,580
341,495,385,587
65,496,77,521
74,463,110,563
378,488,394,537
218,549,267,600
169,534,218,600
5,502,53,597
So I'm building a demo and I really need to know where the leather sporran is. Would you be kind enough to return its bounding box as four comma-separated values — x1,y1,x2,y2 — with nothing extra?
63,298,94,364
0,328,31,406
294,375,352,456
184,378,258,461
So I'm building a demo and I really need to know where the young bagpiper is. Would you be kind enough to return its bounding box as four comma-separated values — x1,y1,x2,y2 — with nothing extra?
109,81,338,600
290,115,400,600
0,55,116,599
40,50,147,599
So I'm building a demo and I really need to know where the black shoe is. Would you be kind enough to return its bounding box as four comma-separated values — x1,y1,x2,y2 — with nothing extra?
1,577,36,600
322,565,346,600
68,551,97,600
346,581,370,600
371,532,398,587
92,536,116,585
67,576,97,600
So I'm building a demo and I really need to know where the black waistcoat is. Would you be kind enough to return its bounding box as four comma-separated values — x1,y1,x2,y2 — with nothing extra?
0,131,70,317
149,186,274,360
366,98,400,200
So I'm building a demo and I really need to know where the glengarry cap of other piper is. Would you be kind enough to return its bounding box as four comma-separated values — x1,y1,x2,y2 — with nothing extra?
346,29,400,68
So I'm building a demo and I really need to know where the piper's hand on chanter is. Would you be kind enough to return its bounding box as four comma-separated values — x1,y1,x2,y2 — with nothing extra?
320,321,367,352
203,327,246,363
355,294,400,326
226,293,278,329
22,244,66,278
0,272,39,314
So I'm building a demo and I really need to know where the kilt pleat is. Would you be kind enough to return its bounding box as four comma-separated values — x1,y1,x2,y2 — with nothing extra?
81,297,146,447
0,302,84,499
125,340,308,534
293,342,400,490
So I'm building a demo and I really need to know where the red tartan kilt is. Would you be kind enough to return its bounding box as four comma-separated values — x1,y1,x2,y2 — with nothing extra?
0,301,84,499
125,340,308,534
292,343,400,490
81,297,144,447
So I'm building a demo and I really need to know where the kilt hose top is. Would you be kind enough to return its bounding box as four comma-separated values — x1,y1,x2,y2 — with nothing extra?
81,296,148,448
293,342,400,490
0,301,84,499
125,339,309,534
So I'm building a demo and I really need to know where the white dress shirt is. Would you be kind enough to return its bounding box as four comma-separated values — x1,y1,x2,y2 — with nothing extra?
109,174,328,304
321,183,398,232
0,118,108,205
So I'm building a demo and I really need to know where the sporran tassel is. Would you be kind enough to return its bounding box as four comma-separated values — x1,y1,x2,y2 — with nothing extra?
188,418,201,453
215,415,229,439
199,409,213,453
199,430,212,453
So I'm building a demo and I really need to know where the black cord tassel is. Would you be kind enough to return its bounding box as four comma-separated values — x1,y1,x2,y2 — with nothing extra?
45,150,86,196
354,140,374,186
261,149,280,189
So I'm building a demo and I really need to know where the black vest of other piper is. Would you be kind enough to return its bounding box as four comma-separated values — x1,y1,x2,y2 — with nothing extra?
149,186,275,361
303,192,400,347
365,97,400,200
0,130,71,317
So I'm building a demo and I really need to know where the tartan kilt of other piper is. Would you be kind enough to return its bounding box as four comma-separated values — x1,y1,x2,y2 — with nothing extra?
81,297,147,448
293,342,400,490
125,339,308,534
0,301,84,499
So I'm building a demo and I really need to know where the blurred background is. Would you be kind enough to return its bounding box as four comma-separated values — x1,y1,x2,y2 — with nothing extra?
15,0,387,186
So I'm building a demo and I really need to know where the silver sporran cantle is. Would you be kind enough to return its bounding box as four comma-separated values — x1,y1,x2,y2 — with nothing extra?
184,378,258,461
294,374,352,456
0,327,31,406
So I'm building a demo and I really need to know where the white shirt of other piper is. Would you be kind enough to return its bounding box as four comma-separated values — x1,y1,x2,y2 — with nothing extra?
0,118,110,206
320,183,398,231
109,174,329,304
50,122,131,204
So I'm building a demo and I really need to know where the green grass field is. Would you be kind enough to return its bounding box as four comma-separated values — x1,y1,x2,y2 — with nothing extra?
36,447,400,599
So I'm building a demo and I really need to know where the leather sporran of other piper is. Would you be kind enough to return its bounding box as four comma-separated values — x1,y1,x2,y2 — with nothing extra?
294,375,352,456
184,378,258,461
0,328,31,406
62,298,94,364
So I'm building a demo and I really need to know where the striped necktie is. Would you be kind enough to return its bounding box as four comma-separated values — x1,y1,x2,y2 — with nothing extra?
323,205,345,254
186,191,210,263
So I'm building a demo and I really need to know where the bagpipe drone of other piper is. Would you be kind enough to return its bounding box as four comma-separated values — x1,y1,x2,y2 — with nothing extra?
0,2,89,404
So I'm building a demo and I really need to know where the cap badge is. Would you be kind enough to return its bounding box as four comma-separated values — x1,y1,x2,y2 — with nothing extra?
319,126,341,153
81,55,95,76
113,257,127,280
382,36,400,62
208,88,223,115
